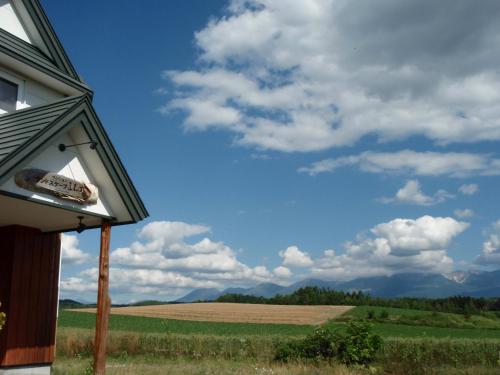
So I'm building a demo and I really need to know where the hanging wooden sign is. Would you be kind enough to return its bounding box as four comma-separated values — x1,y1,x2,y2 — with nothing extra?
15,168,98,205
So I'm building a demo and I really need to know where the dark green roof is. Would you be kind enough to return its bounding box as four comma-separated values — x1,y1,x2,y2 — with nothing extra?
0,27,58,71
22,0,82,81
0,95,83,162
0,96,148,223
0,1,91,94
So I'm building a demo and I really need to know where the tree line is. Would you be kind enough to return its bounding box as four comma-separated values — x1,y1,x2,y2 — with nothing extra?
216,287,500,314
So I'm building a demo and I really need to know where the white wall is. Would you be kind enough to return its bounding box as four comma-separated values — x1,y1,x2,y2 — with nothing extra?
0,0,31,43
24,79,63,106
0,67,63,114
1,132,114,218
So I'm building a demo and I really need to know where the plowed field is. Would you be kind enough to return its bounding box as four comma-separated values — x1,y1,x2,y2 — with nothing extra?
73,303,353,325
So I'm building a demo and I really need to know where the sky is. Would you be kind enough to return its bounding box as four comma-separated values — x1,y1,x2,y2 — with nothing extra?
41,0,500,303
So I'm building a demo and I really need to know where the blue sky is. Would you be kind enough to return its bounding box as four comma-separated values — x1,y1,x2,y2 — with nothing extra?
43,0,500,303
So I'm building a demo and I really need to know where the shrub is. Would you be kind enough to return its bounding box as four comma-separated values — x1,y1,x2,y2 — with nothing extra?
379,310,389,319
275,320,382,367
366,309,376,320
275,327,336,361
335,320,382,366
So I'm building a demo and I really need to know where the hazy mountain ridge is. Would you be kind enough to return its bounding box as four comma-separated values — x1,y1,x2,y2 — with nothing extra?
176,270,500,302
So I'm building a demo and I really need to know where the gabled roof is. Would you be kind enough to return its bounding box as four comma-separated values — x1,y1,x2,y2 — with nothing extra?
0,96,149,223
0,0,91,94
0,95,82,162
0,28,91,94
19,0,80,81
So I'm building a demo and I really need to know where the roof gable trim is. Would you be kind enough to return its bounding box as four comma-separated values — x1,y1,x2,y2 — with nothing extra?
0,96,148,223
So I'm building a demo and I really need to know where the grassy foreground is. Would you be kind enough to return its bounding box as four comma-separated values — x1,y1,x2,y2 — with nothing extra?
53,357,361,375
55,327,500,374
58,307,500,374
52,357,500,375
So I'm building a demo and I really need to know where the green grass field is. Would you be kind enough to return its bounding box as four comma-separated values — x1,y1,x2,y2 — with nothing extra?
345,305,500,328
58,310,314,336
56,307,500,374
61,307,500,339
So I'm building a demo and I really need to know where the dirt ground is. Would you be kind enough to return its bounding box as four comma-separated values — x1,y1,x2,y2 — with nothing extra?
73,303,354,325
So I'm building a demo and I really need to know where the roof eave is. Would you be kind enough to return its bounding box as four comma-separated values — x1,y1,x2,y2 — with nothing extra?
20,0,82,81
0,96,149,223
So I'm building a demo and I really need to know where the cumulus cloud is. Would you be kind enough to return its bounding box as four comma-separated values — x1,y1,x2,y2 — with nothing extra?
61,221,276,301
459,183,479,195
298,150,500,177
162,0,500,152
61,234,92,265
454,208,475,218
310,215,469,280
279,246,314,267
60,267,217,297
274,266,292,278
475,220,500,265
379,180,454,206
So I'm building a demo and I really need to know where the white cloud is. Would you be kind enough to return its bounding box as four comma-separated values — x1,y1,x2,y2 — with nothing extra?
476,220,500,265
61,234,92,265
279,246,314,267
60,267,218,298
60,216,471,302
298,150,500,177
454,208,475,218
310,215,469,280
379,180,454,206
459,183,479,195
274,266,292,278
162,0,500,152
61,221,277,302
111,221,273,281
372,216,469,255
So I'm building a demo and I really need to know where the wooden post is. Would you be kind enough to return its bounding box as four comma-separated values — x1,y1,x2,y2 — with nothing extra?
93,221,111,375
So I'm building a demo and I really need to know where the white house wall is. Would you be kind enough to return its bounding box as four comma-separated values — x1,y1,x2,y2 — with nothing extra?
0,0,31,43
0,132,115,218
0,66,64,112
24,78,63,107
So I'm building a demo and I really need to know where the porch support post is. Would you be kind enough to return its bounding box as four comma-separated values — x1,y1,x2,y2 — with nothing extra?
93,221,111,375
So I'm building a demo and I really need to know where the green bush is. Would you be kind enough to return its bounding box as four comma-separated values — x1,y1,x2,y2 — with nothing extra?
379,310,389,319
274,327,336,361
336,320,382,366
366,309,376,320
275,320,382,366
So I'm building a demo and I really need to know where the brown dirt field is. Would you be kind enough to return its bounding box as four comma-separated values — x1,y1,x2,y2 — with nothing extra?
73,303,354,325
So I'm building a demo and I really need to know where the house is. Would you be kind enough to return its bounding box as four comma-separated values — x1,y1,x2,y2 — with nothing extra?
0,1,148,374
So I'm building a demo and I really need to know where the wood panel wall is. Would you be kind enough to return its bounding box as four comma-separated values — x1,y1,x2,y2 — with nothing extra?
0,225,61,367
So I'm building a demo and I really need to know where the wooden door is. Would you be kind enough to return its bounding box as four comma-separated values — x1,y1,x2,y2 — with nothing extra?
0,225,61,367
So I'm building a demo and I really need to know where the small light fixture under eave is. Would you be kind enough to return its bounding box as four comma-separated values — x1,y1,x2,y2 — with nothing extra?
76,216,87,233
59,140,98,152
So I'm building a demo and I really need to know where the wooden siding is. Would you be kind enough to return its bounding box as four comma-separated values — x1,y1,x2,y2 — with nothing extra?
0,225,61,367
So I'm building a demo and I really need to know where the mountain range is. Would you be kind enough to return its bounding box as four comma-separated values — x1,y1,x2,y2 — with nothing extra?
176,269,500,302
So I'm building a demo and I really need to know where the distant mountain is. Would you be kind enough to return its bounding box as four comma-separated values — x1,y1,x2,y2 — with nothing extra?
223,287,249,295
339,273,465,298
282,278,337,295
174,284,287,303
444,271,474,284
175,288,222,303
243,282,286,298
461,269,500,296
175,269,500,302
